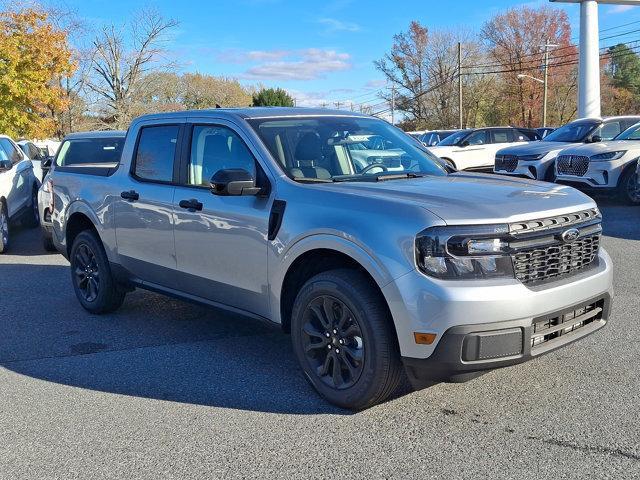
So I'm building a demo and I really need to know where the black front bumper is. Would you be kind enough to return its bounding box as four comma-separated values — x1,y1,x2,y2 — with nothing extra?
402,293,612,388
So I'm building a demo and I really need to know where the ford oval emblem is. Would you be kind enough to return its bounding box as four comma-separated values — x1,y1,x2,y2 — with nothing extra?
561,228,580,243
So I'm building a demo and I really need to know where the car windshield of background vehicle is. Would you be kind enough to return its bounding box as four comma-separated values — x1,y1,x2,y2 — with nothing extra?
543,122,597,143
436,130,470,146
55,138,125,167
247,116,447,182
614,123,640,140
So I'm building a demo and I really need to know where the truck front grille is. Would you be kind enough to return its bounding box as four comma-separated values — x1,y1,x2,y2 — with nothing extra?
557,155,589,176
512,233,600,285
495,154,518,172
531,299,605,352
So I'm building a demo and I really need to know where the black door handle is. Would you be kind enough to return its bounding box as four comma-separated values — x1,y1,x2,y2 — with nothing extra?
179,199,203,211
120,190,139,201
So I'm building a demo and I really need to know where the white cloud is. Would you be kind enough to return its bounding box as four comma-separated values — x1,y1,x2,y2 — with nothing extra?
243,49,351,81
609,5,636,14
318,17,361,33
217,49,290,63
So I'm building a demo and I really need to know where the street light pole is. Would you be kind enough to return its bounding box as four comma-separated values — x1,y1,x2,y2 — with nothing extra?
543,39,549,127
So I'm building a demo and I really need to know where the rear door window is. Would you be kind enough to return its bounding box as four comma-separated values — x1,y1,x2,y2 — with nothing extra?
490,129,513,143
133,126,179,182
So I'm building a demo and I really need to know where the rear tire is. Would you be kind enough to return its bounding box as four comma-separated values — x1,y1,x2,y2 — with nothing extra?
22,185,40,228
617,165,640,205
42,228,55,252
70,230,126,314
290,269,404,410
0,201,9,254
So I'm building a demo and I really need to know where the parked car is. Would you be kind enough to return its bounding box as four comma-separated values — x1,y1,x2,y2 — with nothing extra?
554,121,640,204
47,108,612,409
494,116,640,181
38,130,126,251
0,135,40,253
17,139,49,181
536,127,556,139
419,129,460,147
406,130,426,139
428,126,540,171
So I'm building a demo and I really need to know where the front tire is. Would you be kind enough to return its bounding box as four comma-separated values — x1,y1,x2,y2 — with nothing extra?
70,230,126,314
0,201,9,254
291,269,404,410
617,165,640,205
42,227,55,252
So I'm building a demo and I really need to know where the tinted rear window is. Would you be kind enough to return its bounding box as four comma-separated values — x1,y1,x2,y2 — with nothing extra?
56,137,124,167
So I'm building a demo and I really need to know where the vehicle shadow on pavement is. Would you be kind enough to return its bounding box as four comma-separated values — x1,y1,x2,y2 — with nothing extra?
595,199,640,241
0,261,349,415
5,223,52,257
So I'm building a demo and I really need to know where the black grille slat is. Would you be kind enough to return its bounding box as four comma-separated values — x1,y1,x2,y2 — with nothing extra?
512,234,600,284
509,208,600,234
495,155,518,172
557,155,589,176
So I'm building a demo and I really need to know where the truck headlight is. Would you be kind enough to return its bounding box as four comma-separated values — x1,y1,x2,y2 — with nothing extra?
415,226,514,279
590,151,626,161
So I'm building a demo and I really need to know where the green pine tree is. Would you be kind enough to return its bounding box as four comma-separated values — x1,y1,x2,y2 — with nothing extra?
252,87,295,107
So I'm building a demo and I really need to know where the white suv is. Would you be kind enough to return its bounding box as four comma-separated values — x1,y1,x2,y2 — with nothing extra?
428,127,539,171
555,122,640,204
0,135,40,252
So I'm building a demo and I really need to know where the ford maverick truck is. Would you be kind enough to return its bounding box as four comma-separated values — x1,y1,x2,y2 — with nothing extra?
47,108,613,409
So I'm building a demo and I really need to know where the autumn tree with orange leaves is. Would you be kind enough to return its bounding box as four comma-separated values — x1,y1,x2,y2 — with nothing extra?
480,6,578,127
0,8,75,138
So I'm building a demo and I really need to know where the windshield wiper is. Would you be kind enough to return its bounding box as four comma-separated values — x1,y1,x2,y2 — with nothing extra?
293,177,334,183
332,172,426,183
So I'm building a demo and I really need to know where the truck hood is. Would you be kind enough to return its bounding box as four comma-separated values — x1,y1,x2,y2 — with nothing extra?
556,139,640,156
331,173,595,225
497,141,576,156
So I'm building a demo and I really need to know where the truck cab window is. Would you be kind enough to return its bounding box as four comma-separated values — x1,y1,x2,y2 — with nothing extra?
188,125,256,187
0,139,22,164
134,126,179,182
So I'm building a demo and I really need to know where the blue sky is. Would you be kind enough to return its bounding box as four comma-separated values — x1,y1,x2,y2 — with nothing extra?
60,0,640,108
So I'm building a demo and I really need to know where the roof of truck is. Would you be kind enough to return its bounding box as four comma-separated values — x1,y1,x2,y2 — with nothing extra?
63,130,127,140
134,107,371,123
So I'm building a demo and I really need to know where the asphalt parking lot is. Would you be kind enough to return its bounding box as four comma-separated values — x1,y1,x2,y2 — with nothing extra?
1,199,639,479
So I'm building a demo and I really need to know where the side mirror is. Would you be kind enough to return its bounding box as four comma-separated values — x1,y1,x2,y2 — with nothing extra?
459,140,470,147
591,135,602,143
42,157,53,168
210,168,261,196
0,160,12,172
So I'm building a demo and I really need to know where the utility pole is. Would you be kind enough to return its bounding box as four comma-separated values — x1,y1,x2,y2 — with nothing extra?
391,86,396,125
458,42,463,129
542,39,549,127
334,101,342,109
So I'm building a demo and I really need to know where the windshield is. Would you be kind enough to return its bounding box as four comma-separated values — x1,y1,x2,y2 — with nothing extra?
436,130,470,146
247,116,446,182
543,122,597,143
55,137,125,167
614,122,640,140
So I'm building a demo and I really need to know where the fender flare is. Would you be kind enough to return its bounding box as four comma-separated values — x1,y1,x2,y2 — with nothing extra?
269,232,408,323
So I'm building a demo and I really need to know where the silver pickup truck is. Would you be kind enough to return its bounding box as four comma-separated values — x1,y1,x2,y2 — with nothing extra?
48,108,613,409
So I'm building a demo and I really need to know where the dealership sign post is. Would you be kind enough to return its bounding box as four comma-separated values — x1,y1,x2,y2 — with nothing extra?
550,0,640,118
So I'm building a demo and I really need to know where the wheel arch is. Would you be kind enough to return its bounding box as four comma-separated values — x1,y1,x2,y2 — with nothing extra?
275,236,402,339
64,210,100,258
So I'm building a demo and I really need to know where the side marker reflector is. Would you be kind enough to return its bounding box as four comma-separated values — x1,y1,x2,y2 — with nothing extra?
414,332,437,345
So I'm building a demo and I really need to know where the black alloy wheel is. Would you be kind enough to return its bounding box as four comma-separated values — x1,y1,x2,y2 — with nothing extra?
301,295,365,390
0,203,9,253
73,243,100,303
